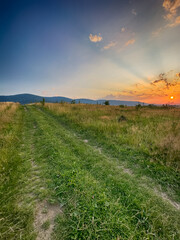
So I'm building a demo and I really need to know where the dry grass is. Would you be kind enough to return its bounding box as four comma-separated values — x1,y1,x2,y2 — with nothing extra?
0,102,20,131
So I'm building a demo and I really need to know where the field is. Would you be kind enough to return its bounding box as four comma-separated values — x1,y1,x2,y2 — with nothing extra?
0,102,180,239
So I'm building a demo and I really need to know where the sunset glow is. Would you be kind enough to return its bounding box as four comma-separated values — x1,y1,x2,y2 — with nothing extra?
0,0,180,105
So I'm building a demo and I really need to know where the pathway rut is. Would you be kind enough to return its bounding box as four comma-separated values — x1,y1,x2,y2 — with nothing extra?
20,105,180,239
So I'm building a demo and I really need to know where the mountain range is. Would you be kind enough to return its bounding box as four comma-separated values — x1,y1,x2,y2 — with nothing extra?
0,94,147,106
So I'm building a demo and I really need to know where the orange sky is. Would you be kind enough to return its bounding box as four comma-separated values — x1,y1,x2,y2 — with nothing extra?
105,71,180,104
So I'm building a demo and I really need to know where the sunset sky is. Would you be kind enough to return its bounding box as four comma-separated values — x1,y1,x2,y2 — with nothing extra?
0,0,180,104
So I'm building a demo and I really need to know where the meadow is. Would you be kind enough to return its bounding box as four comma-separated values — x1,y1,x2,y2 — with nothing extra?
45,103,180,171
0,102,180,239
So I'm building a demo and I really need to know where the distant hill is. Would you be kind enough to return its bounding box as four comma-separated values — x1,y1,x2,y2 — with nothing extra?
0,94,72,105
0,94,147,106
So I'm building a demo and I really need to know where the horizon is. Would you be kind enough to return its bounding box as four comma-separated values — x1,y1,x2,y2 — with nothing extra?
0,0,180,104
1,92,180,105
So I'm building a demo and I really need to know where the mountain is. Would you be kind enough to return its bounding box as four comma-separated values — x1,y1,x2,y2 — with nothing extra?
0,94,147,106
76,98,147,106
0,94,72,105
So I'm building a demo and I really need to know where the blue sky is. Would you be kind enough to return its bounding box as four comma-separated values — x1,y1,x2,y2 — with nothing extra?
0,0,180,103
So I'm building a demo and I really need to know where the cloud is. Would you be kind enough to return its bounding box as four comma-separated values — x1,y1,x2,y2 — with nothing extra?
103,71,180,103
89,34,103,42
152,27,163,37
103,41,117,50
166,15,180,26
163,0,180,27
131,9,137,16
121,27,125,32
153,0,180,36
163,0,180,19
150,73,177,89
124,39,135,47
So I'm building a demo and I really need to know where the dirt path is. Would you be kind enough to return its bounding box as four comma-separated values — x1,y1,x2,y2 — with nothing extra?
18,107,63,240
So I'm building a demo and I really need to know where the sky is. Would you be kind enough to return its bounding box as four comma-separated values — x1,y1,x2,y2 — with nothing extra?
0,0,180,104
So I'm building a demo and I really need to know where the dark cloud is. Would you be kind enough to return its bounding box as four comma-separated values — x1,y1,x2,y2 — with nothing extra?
151,72,180,89
103,71,180,103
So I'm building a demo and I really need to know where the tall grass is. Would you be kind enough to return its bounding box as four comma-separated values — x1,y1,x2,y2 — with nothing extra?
44,103,180,170
0,103,34,239
31,104,180,239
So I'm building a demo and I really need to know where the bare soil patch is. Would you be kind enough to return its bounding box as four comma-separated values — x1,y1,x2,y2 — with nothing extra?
34,200,62,240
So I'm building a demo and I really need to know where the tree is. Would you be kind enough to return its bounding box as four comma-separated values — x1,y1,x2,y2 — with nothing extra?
135,104,141,110
71,100,76,104
41,98,45,106
104,100,110,105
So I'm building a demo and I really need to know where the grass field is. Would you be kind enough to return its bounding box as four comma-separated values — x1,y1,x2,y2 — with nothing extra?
0,102,180,239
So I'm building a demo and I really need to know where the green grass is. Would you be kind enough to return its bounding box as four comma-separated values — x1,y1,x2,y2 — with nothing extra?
41,220,50,230
43,103,180,203
27,105,180,239
0,105,35,240
0,103,180,239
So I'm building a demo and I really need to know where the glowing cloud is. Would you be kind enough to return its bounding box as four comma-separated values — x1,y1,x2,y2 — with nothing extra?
103,41,117,50
163,0,180,19
121,27,125,32
124,39,135,47
153,0,180,36
163,0,180,27
89,33,103,42
167,15,180,27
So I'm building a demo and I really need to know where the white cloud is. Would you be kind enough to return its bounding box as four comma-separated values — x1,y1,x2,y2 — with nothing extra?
89,34,103,42
131,9,137,16
103,41,117,50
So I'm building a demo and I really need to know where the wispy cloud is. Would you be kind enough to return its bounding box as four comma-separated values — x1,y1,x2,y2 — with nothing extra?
124,38,135,47
166,15,180,27
103,41,117,50
121,27,125,32
152,27,163,37
152,0,180,36
131,9,137,16
151,73,177,89
89,33,103,42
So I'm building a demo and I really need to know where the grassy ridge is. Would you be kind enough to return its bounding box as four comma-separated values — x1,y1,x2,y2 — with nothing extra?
26,105,179,239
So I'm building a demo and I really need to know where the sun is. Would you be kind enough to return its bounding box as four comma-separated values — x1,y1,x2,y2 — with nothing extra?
170,96,174,100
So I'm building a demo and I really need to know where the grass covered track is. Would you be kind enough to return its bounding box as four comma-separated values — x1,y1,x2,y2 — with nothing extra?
27,105,180,239
43,104,180,203
0,103,180,239
0,104,35,239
